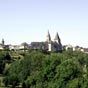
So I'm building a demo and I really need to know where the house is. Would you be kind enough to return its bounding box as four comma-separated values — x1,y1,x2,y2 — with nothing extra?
64,44,73,51
83,48,88,54
9,43,29,51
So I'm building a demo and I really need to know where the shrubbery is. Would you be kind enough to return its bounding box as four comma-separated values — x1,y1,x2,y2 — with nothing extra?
1,50,88,88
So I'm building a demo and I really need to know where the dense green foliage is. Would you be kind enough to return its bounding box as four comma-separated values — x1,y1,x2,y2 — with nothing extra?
0,51,11,74
0,50,88,88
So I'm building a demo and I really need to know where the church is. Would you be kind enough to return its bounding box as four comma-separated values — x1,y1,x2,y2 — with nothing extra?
46,31,62,52
0,39,5,50
0,31,63,52
30,31,62,52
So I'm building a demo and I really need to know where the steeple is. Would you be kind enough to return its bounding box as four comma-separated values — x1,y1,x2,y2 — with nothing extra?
46,30,52,51
54,32,60,44
46,30,51,43
2,38,5,46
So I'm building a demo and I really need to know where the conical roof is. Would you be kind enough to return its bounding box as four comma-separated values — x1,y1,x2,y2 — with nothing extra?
54,32,60,41
46,30,51,42
2,38,4,45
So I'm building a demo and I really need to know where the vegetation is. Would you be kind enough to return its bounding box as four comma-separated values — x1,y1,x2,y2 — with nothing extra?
0,50,88,88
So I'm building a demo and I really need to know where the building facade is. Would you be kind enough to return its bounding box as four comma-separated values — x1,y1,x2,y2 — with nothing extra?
30,31,63,52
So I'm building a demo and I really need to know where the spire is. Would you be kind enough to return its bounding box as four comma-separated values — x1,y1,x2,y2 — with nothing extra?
54,32,62,51
46,30,51,42
2,38,4,46
54,32,60,40
54,32,61,44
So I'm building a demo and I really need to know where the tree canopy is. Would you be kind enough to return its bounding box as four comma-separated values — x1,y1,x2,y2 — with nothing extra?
1,50,88,88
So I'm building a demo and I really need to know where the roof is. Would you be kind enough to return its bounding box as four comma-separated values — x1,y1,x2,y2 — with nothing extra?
83,48,88,53
30,42,48,50
54,32,60,41
46,30,51,41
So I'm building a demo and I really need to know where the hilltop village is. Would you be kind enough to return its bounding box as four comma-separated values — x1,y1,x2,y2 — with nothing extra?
0,31,88,88
0,31,88,53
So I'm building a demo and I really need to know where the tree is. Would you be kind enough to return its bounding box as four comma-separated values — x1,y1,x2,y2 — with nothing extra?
3,50,88,87
54,59,83,88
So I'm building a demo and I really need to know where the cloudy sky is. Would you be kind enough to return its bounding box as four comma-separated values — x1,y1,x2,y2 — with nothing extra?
0,0,88,47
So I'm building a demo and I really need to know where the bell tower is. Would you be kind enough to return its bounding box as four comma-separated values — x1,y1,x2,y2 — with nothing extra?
46,30,51,43
54,32,61,44
46,30,52,51
54,32,62,51
2,38,5,46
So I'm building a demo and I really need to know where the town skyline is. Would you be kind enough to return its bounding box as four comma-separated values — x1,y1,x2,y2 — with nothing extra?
0,30,88,49
0,0,88,47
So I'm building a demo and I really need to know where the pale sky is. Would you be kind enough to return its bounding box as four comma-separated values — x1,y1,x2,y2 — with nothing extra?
0,0,88,47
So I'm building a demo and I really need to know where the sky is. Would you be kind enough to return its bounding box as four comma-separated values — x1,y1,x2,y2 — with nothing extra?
0,0,88,47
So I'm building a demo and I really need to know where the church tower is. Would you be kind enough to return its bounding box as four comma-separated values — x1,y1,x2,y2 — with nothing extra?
46,30,52,51
54,32,62,51
2,38,5,46
46,30,51,43
54,32,61,44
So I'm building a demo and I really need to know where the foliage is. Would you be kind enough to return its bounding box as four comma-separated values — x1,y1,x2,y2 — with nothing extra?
0,51,12,74
2,50,88,87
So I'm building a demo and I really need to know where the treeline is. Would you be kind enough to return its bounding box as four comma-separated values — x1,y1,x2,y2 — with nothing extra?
0,50,88,88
